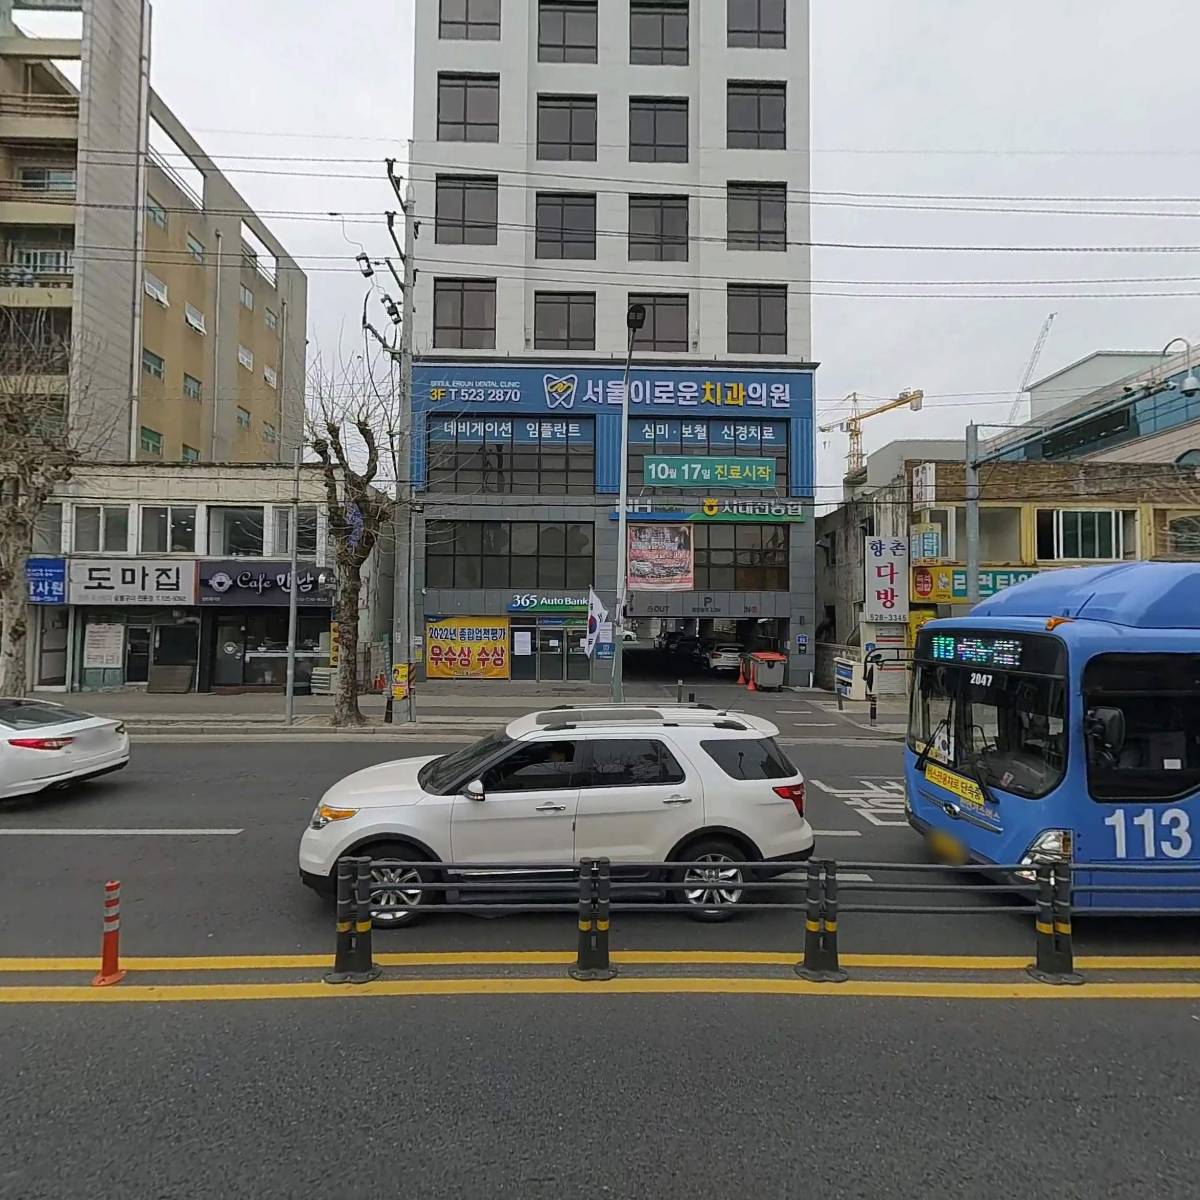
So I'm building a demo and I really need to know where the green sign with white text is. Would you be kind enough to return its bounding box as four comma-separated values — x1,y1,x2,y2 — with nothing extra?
643,456,776,488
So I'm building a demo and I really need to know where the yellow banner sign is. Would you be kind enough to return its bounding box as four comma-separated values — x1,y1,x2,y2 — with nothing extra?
391,663,409,700
923,763,985,808
426,617,511,680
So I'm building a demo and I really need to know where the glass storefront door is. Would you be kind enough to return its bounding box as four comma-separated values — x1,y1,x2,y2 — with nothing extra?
510,624,537,681
125,625,151,684
566,623,590,680
537,625,566,681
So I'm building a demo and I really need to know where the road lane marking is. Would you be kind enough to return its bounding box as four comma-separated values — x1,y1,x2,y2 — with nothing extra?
2,952,1198,973
3,978,1200,1002
810,829,863,837
790,723,837,728
0,828,244,836
809,778,908,828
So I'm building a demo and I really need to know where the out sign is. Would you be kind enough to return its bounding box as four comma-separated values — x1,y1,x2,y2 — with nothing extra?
863,536,909,624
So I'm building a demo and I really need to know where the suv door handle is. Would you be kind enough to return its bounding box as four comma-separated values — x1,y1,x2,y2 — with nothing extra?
662,796,693,805
536,803,567,813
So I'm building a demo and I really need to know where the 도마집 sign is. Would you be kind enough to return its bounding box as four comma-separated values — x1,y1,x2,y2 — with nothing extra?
197,561,330,607
911,566,1041,604
25,557,66,604
628,525,694,592
426,617,510,679
863,537,909,624
69,559,197,605
643,456,776,488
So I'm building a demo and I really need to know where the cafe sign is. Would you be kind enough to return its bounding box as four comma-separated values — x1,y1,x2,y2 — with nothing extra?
197,560,331,607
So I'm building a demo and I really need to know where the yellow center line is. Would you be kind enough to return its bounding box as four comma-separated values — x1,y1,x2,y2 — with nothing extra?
1,977,1200,1003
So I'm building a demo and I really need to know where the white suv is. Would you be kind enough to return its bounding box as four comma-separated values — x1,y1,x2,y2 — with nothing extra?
299,706,812,925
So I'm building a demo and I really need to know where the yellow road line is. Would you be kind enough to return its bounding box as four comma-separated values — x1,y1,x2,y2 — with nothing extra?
2,951,1200,973
2,977,1200,1003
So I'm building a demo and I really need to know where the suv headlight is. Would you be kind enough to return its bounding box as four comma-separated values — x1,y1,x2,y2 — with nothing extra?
1016,829,1072,880
310,803,359,830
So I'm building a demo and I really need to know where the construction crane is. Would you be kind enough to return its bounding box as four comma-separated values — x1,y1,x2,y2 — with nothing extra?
1006,313,1056,425
818,389,924,476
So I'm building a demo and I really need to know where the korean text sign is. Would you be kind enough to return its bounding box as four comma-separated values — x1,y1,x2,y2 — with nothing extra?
69,559,197,605
425,617,511,680
863,537,909,623
628,524,694,592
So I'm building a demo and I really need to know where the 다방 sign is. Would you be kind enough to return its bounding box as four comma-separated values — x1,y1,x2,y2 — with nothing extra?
426,617,511,679
628,524,694,592
863,537,909,624
69,559,196,605
197,561,330,607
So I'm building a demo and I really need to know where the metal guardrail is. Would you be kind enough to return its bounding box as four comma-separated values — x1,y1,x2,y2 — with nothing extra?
323,856,1200,989
0,267,73,288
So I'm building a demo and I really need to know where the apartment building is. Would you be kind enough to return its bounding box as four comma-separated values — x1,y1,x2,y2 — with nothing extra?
407,0,816,685
0,0,307,464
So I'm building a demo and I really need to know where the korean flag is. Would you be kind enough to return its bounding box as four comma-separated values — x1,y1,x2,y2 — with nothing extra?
585,587,609,658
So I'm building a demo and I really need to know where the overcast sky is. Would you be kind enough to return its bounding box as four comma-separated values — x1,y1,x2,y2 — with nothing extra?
28,1,1200,500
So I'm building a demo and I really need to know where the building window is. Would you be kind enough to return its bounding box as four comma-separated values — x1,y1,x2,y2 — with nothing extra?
728,284,787,354
538,0,597,63
208,505,264,556
265,306,279,332
535,193,596,259
141,348,164,379
439,0,500,39
1036,509,1129,561
694,523,789,590
537,94,597,161
433,278,497,349
182,373,202,401
18,166,75,193
427,415,596,496
184,303,207,334
264,364,278,389
33,503,62,554
628,293,688,352
143,271,168,306
238,344,253,370
186,233,205,263
628,194,688,261
727,81,786,149
628,418,788,498
139,426,163,456
727,182,786,250
181,445,200,464
240,283,254,310
73,505,129,554
236,406,252,430
728,0,786,47
1166,514,1200,558
263,420,278,443
435,175,499,245
274,505,319,556
630,0,689,65
146,194,168,230
1175,449,1200,467
140,505,197,554
425,521,594,589
534,292,595,350
629,97,689,163
437,73,500,142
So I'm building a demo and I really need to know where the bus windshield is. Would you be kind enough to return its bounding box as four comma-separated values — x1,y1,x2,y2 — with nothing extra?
909,631,1068,800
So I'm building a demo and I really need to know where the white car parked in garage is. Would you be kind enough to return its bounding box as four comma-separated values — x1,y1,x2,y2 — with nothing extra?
0,699,129,800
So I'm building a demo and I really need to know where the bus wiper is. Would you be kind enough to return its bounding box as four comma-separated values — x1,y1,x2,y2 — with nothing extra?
958,749,1000,810
915,706,952,773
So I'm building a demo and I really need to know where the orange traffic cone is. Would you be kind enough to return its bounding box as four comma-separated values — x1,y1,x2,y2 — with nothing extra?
746,663,758,693
736,658,746,686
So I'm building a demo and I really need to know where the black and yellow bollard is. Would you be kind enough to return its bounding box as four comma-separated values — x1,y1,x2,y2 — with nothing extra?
1027,861,1083,985
569,857,617,981
323,858,356,984
795,860,848,982
346,855,382,985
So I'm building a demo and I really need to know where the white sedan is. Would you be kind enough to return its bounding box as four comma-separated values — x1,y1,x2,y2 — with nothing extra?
0,699,129,800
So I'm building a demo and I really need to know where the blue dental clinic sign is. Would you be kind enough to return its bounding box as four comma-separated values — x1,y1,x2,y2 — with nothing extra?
413,360,814,497
26,556,66,604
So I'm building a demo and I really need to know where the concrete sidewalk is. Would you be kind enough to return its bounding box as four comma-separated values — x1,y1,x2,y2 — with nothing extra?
807,694,908,738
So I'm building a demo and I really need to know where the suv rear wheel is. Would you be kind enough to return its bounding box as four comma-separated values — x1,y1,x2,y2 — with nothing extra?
672,838,749,922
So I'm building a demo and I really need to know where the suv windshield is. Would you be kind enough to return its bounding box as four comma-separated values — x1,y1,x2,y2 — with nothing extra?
418,730,512,795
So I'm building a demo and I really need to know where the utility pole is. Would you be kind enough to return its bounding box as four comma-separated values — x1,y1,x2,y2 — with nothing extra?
964,423,980,606
284,445,301,725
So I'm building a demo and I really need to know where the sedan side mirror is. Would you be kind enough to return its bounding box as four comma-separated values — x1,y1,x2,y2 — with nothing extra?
463,779,485,801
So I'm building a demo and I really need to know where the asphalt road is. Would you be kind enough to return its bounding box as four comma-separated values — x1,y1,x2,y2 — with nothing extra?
2,997,1198,1199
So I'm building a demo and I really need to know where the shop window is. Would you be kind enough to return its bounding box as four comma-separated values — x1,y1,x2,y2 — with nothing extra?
1036,509,1127,561
693,522,788,591
33,503,62,554
426,414,595,495
73,505,129,553
1166,514,1200,558
208,506,264,556
140,505,196,554
628,418,788,498
425,520,594,590
273,505,319,556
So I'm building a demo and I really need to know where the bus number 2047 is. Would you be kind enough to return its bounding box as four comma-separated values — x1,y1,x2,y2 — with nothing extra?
1103,808,1193,859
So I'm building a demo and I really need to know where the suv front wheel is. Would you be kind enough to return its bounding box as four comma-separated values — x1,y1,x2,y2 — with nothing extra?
361,842,436,929
672,838,750,922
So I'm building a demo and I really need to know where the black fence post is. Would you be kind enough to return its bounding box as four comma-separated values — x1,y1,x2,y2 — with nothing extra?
323,858,356,985
1027,861,1082,985
795,860,848,983
570,857,617,981
348,855,382,985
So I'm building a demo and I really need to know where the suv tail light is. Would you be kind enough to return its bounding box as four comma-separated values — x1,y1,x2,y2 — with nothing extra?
773,782,805,817
9,737,74,751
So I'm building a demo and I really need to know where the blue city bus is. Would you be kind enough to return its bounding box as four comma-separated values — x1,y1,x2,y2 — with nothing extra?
905,562,1200,911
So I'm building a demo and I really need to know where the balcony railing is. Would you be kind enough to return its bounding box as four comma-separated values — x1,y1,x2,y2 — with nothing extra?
0,180,76,203
0,265,73,288
0,93,79,119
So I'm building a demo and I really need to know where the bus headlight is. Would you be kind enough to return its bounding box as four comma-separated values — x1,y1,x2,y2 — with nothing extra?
1016,829,1073,880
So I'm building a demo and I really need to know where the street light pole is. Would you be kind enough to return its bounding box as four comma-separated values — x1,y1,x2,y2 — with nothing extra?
610,303,646,704
964,423,980,607
284,445,301,725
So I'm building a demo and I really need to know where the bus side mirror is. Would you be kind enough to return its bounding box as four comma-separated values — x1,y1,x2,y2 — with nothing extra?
1087,707,1126,754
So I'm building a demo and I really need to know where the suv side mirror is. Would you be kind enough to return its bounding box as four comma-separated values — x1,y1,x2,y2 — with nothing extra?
1087,707,1126,755
462,779,485,801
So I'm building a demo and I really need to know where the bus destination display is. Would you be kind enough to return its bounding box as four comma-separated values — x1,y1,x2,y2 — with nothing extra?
930,634,1023,669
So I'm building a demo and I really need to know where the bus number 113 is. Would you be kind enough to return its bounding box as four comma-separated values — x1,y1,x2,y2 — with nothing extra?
1103,808,1192,859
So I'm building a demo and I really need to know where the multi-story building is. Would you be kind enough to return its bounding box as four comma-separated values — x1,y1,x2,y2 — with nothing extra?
407,0,815,685
0,0,307,463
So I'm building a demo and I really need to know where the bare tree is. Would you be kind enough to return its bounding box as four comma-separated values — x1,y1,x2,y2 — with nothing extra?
0,309,104,696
